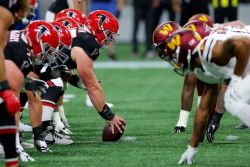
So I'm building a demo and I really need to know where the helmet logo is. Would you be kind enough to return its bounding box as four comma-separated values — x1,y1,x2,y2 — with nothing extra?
66,11,76,18
167,34,181,50
97,14,108,31
159,24,173,35
198,15,208,22
62,20,72,28
36,25,50,41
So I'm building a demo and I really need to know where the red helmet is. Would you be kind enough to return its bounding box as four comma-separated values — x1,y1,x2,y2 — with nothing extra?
51,22,72,48
86,10,119,47
188,13,214,27
183,20,211,38
54,16,80,30
51,22,72,65
55,8,86,26
152,21,181,60
23,20,60,65
165,29,202,75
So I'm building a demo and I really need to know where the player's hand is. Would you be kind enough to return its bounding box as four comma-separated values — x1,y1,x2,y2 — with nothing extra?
206,123,219,143
178,145,198,165
0,90,20,116
25,77,49,95
108,115,126,134
55,65,71,81
172,126,185,133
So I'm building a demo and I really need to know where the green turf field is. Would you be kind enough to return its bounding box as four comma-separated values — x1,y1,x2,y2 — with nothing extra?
5,67,249,167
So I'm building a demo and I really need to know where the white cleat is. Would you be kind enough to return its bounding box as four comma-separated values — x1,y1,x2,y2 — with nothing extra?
34,139,52,153
19,121,32,132
16,144,35,162
45,131,73,145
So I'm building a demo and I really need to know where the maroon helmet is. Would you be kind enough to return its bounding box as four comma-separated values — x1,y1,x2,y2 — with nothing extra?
165,29,202,75
152,21,180,60
188,13,214,27
183,20,211,38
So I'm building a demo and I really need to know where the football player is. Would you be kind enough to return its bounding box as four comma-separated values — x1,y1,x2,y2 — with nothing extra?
5,20,63,158
0,1,29,166
52,10,126,134
163,25,250,164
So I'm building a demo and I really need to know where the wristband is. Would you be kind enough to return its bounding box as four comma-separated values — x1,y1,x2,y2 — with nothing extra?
99,104,115,120
0,80,10,92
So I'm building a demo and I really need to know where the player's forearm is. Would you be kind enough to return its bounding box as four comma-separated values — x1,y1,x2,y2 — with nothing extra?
86,83,106,112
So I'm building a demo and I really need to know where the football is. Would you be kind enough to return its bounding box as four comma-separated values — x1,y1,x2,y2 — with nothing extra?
102,123,125,142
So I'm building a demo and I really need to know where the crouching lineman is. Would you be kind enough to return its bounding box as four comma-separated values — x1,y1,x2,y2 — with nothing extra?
162,24,250,164
4,20,63,162
44,9,126,136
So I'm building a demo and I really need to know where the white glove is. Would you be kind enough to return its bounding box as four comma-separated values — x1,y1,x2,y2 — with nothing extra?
178,145,198,165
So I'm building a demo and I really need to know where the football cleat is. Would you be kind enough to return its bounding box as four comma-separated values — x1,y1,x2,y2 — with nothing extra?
235,122,249,129
45,130,73,145
34,139,52,153
206,123,219,143
16,146,35,162
172,126,186,133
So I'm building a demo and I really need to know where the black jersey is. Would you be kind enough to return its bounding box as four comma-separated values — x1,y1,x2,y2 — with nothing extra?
4,30,33,77
0,0,22,15
72,29,100,61
48,0,68,14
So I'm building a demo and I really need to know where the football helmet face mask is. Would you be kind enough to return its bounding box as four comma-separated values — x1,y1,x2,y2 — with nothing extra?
86,10,119,47
152,21,181,61
183,20,211,38
51,22,72,65
165,29,202,76
55,8,86,26
188,13,214,27
23,20,60,65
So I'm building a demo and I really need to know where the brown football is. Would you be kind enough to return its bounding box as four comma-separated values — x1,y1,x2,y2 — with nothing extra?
102,124,125,142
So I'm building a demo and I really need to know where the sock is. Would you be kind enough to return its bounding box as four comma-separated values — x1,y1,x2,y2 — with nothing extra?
33,124,45,140
58,105,69,126
176,109,190,127
42,106,54,122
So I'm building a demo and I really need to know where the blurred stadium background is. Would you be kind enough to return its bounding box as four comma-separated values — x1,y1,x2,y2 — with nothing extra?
40,0,250,44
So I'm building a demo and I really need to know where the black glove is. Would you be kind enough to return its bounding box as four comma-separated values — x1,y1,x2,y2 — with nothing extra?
25,77,49,96
68,74,86,90
52,65,71,81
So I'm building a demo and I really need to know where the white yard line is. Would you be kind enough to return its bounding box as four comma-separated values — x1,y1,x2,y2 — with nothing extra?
94,61,172,69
